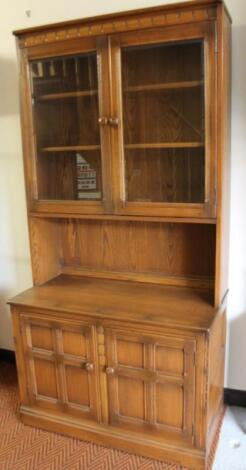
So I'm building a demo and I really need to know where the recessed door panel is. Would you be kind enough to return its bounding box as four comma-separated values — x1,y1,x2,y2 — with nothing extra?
30,324,53,350
118,376,145,420
105,328,195,444
62,329,87,357
34,358,58,399
156,382,183,429
65,365,90,407
21,314,100,421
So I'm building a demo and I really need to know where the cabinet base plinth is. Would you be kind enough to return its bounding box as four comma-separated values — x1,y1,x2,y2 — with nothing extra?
20,405,207,470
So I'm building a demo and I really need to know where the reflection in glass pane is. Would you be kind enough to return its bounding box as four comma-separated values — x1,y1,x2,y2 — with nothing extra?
125,148,205,203
121,40,205,204
30,53,102,201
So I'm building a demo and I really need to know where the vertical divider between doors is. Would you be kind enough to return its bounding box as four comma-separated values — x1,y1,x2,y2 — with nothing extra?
107,35,126,213
96,36,114,213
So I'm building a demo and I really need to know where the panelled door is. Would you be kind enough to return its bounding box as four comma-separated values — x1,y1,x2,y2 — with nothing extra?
20,313,101,422
104,328,196,445
109,22,217,218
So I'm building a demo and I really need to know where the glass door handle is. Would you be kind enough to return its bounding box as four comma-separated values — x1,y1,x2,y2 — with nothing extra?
98,117,109,126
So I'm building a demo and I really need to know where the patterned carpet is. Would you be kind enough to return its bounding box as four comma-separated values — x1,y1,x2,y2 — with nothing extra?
0,361,188,470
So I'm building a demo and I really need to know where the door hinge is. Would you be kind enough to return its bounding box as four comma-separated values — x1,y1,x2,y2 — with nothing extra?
193,351,196,367
192,423,195,437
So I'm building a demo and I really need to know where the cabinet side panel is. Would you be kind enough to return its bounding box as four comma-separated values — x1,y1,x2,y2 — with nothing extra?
11,308,30,406
215,7,231,306
206,308,226,455
29,218,61,285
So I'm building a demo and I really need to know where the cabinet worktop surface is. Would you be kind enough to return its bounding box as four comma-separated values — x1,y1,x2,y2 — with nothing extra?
9,274,218,332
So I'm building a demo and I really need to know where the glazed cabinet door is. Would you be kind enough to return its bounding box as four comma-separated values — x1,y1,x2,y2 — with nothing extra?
104,328,196,445
20,314,101,422
24,37,112,215
110,22,217,218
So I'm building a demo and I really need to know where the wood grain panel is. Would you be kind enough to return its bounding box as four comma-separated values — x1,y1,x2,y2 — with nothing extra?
156,383,183,428
155,346,184,376
59,219,216,280
34,359,58,399
29,217,61,285
31,325,53,350
65,365,90,406
62,330,87,357
118,377,145,420
117,340,144,368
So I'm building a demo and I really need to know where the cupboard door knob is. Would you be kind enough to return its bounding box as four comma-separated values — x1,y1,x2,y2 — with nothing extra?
98,117,108,126
106,366,115,375
109,117,119,127
85,362,94,372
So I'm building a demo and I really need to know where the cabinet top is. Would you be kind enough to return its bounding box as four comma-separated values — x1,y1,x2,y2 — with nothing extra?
13,0,231,49
9,274,218,332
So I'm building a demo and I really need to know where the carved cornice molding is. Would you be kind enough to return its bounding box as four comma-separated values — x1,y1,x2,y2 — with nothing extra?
17,5,217,48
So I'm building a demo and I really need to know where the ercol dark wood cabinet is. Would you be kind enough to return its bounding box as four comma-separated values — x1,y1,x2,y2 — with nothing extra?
9,1,231,469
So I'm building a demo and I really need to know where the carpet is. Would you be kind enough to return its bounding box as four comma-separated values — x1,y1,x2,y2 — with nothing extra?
0,360,215,470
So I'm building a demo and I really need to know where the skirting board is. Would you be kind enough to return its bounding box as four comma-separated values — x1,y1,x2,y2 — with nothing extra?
1,348,246,408
224,388,246,408
0,348,15,363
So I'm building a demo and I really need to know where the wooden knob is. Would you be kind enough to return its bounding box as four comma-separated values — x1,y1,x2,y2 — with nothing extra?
106,366,115,375
98,117,108,126
109,117,119,127
85,362,94,372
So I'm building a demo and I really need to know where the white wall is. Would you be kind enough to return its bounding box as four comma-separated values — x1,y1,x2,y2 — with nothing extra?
0,0,245,389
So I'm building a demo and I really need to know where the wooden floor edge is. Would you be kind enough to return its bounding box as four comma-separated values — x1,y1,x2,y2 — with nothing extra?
19,406,206,470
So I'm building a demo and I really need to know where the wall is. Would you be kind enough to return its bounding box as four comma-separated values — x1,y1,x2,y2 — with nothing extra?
0,0,245,390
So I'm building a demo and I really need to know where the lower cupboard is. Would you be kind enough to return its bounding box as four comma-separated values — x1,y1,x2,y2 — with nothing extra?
10,305,226,470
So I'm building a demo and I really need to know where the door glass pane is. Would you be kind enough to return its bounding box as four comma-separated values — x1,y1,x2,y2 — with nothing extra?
30,53,102,200
121,41,205,203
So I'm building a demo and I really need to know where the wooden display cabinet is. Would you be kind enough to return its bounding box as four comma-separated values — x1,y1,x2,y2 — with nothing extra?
9,1,231,469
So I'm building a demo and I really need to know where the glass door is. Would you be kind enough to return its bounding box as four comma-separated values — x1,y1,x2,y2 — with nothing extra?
29,38,112,214
111,23,216,218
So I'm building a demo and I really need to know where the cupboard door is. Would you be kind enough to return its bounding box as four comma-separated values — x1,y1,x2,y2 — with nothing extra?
104,329,195,445
27,37,112,214
21,315,100,421
110,22,216,218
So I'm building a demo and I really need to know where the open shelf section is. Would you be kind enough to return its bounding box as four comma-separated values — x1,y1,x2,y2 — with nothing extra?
40,145,100,152
125,142,205,150
35,90,98,101
124,80,204,93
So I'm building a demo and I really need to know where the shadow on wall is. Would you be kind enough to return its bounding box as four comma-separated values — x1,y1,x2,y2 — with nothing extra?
227,312,246,391
0,57,19,116
0,289,14,350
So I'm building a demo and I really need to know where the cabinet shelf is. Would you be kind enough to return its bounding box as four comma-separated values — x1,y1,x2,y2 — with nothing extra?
125,142,204,150
40,145,100,152
124,80,204,93
35,90,98,101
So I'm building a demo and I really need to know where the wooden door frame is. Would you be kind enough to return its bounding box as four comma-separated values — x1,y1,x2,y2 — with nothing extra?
19,36,113,216
109,21,217,218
